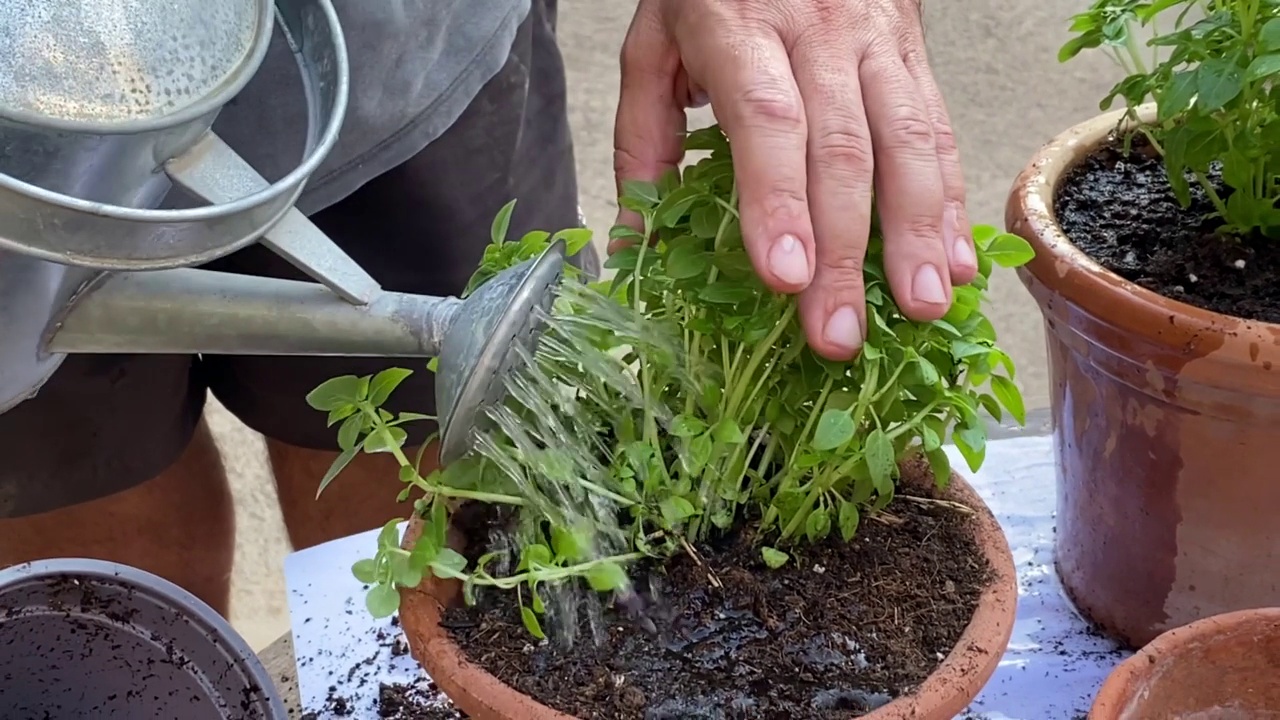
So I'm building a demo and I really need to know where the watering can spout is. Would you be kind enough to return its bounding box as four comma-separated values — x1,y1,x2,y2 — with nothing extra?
47,270,464,358
47,239,568,464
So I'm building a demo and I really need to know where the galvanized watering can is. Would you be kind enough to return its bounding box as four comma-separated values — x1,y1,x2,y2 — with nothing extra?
0,0,566,463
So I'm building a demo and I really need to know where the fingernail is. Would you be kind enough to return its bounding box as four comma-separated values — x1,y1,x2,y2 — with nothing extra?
952,236,976,269
945,204,976,270
768,234,811,286
912,264,948,305
823,305,863,353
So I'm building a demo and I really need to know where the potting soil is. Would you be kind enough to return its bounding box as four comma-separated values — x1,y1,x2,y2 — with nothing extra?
444,459,990,720
1055,135,1280,323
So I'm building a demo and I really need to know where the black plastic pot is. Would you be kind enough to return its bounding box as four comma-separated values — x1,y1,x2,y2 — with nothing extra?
0,559,287,719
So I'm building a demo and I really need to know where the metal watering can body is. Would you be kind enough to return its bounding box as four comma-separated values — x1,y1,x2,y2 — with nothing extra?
0,0,564,464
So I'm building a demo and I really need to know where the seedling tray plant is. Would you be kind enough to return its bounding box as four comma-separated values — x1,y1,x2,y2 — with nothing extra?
1011,0,1280,649
310,125,1027,719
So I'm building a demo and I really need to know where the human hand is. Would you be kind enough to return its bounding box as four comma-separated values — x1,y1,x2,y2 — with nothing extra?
612,0,976,361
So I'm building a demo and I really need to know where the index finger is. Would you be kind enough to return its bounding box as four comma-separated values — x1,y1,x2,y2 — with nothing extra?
613,1,687,245
682,27,816,294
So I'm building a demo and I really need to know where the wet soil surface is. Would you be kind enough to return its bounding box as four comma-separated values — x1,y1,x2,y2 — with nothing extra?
0,575,272,719
445,467,991,720
1055,134,1280,322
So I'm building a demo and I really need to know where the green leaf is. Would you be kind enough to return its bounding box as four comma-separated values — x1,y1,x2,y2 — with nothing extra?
326,405,357,427
337,414,363,451
621,180,661,206
926,447,952,488
363,426,408,454
660,496,698,527
366,583,401,619
521,605,546,639
761,547,790,569
604,246,641,271
1195,58,1244,111
1247,53,1280,82
1158,70,1197,122
586,562,629,592
806,509,832,542
490,199,517,244
670,414,707,437
378,520,402,550
812,410,855,451
954,423,988,472
685,432,714,474
982,233,1036,268
430,548,469,579
698,283,755,304
430,499,448,553
1262,18,1280,52
664,242,712,279
316,447,357,498
390,554,423,588
711,418,746,444
551,525,586,561
368,368,414,406
921,425,943,452
306,376,365,411
990,376,1027,425
351,558,378,584
519,544,553,571
838,501,861,541
864,429,896,492
551,227,594,255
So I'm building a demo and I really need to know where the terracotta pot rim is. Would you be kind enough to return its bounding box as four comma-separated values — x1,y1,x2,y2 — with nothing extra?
1006,102,1280,375
1090,606,1280,717
399,471,1017,720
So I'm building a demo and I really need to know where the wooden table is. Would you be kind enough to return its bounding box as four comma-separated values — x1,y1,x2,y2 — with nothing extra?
259,634,303,717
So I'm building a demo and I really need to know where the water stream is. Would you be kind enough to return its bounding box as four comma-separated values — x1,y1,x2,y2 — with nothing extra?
470,279,691,649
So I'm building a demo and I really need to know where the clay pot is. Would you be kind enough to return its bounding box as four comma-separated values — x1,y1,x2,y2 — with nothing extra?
1008,103,1280,649
1090,607,1280,718
397,471,1017,720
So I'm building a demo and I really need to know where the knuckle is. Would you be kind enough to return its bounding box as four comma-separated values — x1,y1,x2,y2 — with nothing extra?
812,125,875,176
931,119,959,156
734,82,806,129
817,248,865,278
899,215,944,243
884,108,935,150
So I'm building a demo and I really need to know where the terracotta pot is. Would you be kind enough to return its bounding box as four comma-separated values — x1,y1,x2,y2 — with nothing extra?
1090,607,1280,718
1010,104,1280,648
397,471,1017,720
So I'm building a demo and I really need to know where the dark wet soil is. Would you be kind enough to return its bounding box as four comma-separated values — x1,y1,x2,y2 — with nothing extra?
444,459,991,719
1055,133,1280,322
0,574,272,718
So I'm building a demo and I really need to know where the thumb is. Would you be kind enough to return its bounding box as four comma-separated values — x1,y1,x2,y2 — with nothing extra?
612,0,687,251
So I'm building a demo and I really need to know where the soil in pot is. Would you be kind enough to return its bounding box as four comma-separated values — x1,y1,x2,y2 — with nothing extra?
442,460,992,720
1054,134,1280,322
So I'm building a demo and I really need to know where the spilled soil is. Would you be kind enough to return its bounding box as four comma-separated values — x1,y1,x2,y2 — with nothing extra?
300,616,465,719
1055,133,1280,322
444,460,991,719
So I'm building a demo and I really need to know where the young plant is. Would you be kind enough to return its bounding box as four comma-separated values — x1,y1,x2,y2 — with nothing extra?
308,124,1035,638
1061,0,1280,235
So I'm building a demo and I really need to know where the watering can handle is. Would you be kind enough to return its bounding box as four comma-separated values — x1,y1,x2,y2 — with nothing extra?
0,0,360,280
167,132,381,305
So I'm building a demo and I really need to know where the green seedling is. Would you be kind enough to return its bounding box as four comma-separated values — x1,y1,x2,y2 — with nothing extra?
308,124,1034,639
1062,0,1280,235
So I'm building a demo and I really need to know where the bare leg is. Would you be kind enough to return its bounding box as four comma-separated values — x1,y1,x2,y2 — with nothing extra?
268,440,440,550
0,421,235,614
